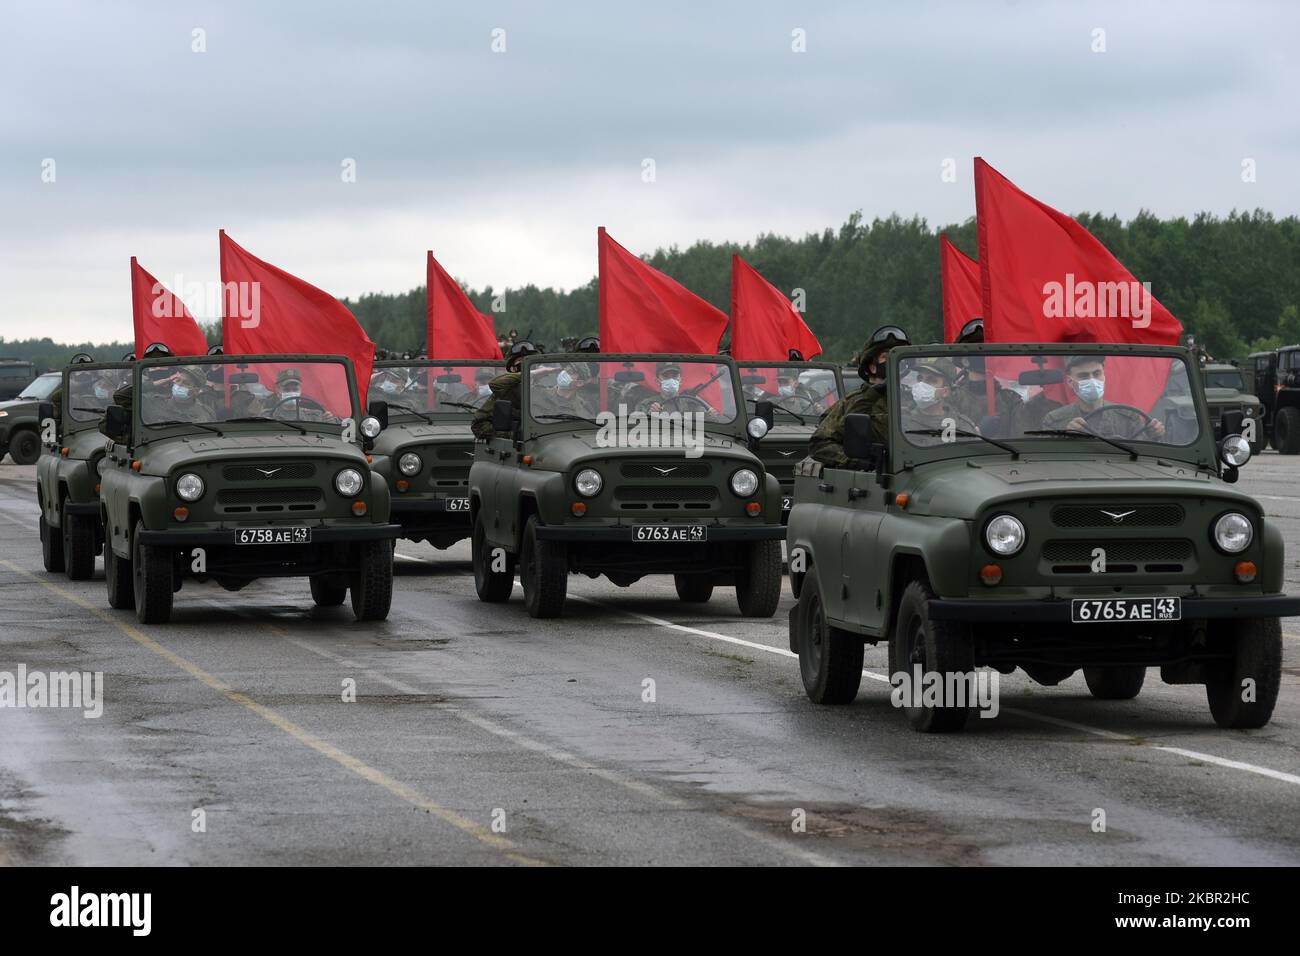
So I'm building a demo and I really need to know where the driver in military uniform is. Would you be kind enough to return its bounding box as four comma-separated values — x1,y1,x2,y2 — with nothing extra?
634,362,719,417
532,362,598,420
900,358,979,445
1040,355,1166,439
809,325,909,469
152,366,217,423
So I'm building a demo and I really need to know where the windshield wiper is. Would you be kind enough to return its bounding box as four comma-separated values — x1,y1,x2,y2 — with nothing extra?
1023,429,1137,460
223,416,308,435
147,420,224,437
436,400,479,412
385,402,436,424
905,428,1020,458
73,406,108,414
533,412,601,426
747,397,806,425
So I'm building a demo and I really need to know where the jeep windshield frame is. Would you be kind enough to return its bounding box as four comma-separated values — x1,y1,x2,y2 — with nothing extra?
519,353,748,441
62,361,133,431
129,354,363,443
888,343,1217,471
370,359,504,422
737,360,843,425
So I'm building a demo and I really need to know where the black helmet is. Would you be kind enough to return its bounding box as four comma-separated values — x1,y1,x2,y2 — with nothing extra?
143,342,173,358
121,351,136,361
576,336,600,353
506,340,542,372
70,352,95,364
207,344,224,355
787,348,804,362
857,325,909,381
956,318,984,344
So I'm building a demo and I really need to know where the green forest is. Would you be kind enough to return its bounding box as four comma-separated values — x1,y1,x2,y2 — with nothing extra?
6,209,1298,371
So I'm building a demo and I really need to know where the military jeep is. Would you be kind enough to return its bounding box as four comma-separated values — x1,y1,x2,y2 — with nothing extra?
97,354,399,624
366,359,503,549
0,370,60,464
737,361,843,520
1154,360,1263,455
36,358,133,578
788,343,1295,732
469,353,786,618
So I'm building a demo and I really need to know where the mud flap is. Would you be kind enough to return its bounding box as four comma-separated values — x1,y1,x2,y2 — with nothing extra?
788,603,800,654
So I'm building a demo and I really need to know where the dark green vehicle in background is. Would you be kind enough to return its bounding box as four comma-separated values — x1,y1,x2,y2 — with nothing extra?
0,357,37,401
1154,360,1263,455
469,353,786,618
36,356,133,578
0,370,60,464
366,358,503,550
97,354,399,624
789,343,1294,732
737,361,843,520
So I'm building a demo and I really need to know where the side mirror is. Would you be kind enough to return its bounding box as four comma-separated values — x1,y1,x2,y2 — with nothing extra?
367,400,389,431
104,404,130,443
37,401,55,424
754,400,775,432
492,399,514,436
1220,408,1244,437
843,413,875,463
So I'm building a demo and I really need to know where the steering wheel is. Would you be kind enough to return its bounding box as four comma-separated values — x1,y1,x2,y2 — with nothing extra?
269,394,327,419
775,393,819,415
1081,403,1157,439
634,393,711,416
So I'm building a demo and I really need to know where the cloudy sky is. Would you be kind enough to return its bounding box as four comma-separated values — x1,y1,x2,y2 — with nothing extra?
2,0,1297,343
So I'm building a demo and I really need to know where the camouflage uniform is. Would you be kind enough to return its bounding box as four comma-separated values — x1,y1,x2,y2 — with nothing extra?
900,402,980,446
949,379,1023,433
531,385,597,422
1040,400,1158,439
471,371,522,440
809,384,889,468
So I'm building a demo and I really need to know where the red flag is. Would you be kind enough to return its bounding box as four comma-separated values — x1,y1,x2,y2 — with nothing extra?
129,258,209,359
939,235,982,343
730,254,821,361
598,227,727,353
426,252,500,360
975,158,1183,409
219,230,374,396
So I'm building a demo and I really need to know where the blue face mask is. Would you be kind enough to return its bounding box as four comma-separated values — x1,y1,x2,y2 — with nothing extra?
556,370,574,389
477,383,491,397
172,384,190,400
779,384,795,398
660,378,680,398
380,379,399,394
1074,378,1105,403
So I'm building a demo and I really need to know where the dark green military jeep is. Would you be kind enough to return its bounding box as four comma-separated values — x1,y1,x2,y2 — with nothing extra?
469,353,786,618
737,361,844,520
366,359,503,550
788,343,1295,732
97,354,399,624
0,370,60,464
36,358,133,578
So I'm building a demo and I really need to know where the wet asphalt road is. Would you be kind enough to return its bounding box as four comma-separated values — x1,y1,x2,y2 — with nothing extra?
1,455,1299,867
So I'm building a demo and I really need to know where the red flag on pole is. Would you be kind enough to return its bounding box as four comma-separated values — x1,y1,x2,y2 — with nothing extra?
598,227,727,353
426,252,500,360
219,230,374,393
939,234,982,343
974,157,1183,409
730,254,821,361
129,258,209,359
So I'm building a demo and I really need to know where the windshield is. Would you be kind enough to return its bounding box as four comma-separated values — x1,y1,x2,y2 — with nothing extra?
898,350,1202,449
527,359,739,425
19,374,60,401
67,367,131,422
368,363,501,416
1204,370,1245,390
139,360,355,428
738,364,839,420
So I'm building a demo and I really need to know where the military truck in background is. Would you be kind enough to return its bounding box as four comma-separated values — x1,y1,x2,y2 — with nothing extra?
36,357,133,578
366,358,503,550
1153,360,1264,455
0,358,37,401
1249,346,1300,453
0,370,61,464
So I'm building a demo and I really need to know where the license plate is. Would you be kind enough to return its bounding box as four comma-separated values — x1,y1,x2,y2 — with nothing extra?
781,495,793,511
235,527,312,545
632,525,707,543
445,497,471,512
1070,597,1181,623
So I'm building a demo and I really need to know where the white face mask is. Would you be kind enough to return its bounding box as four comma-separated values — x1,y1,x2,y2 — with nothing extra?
1074,377,1105,403
93,384,112,400
380,379,399,395
172,384,191,401
660,377,680,398
911,381,937,406
556,370,574,389
281,387,301,399
778,384,795,398
477,383,491,397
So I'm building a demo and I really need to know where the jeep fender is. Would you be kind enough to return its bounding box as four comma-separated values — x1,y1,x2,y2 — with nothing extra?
1263,518,1285,593
879,514,971,636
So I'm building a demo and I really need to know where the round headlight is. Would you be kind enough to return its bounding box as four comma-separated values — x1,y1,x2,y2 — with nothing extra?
1220,434,1251,467
398,452,422,476
334,467,364,497
360,416,382,439
574,468,603,497
176,473,205,502
730,468,759,497
1213,512,1253,553
747,417,769,440
985,514,1025,556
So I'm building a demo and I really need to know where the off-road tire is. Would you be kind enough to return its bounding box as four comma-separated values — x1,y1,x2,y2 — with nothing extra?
472,513,514,602
40,511,65,573
891,579,975,732
1205,617,1281,729
795,566,864,704
8,429,40,465
1083,665,1146,700
735,539,782,617
63,501,96,581
310,576,347,607
1274,407,1300,454
674,574,714,603
105,535,134,609
350,539,393,622
132,520,173,624
519,516,567,618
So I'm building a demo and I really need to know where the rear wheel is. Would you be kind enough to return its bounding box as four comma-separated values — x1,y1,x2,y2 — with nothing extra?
1205,617,1281,729
63,501,96,581
310,576,347,606
1083,666,1146,700
519,516,567,618
891,579,974,732
40,511,65,573
105,535,134,609
1274,407,1300,454
472,512,514,602
795,566,863,704
735,539,782,617
674,574,713,603
350,539,393,621
8,429,40,465
132,520,173,624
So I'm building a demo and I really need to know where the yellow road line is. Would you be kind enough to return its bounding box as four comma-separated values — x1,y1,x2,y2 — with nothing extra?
0,559,547,867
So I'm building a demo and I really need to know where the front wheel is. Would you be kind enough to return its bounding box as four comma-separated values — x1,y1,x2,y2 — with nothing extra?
1083,665,1146,700
674,574,713,603
795,566,863,704
40,511,65,573
310,576,347,606
891,579,974,732
8,429,41,465
63,501,96,581
132,520,173,624
1274,407,1300,454
472,512,514,602
735,539,782,617
519,516,567,618
350,539,393,622
1205,617,1281,729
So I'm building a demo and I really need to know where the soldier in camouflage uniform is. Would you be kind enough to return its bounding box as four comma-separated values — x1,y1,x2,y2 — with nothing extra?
900,358,980,445
532,362,599,421
946,321,1024,435
809,325,909,469
1039,355,1166,439
471,341,542,440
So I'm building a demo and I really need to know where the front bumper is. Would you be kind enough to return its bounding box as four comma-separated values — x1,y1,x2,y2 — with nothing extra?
137,524,402,547
927,594,1300,622
63,502,100,517
390,499,470,517
535,525,787,543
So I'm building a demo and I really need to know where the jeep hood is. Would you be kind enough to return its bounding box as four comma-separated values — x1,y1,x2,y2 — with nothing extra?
526,431,756,471
372,421,473,455
136,432,366,475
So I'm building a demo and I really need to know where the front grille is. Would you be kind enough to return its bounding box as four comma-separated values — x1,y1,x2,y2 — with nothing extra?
1051,504,1184,528
619,461,712,479
614,485,718,511
1042,538,1193,574
216,487,323,513
223,462,316,481
429,466,469,488
434,445,476,461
